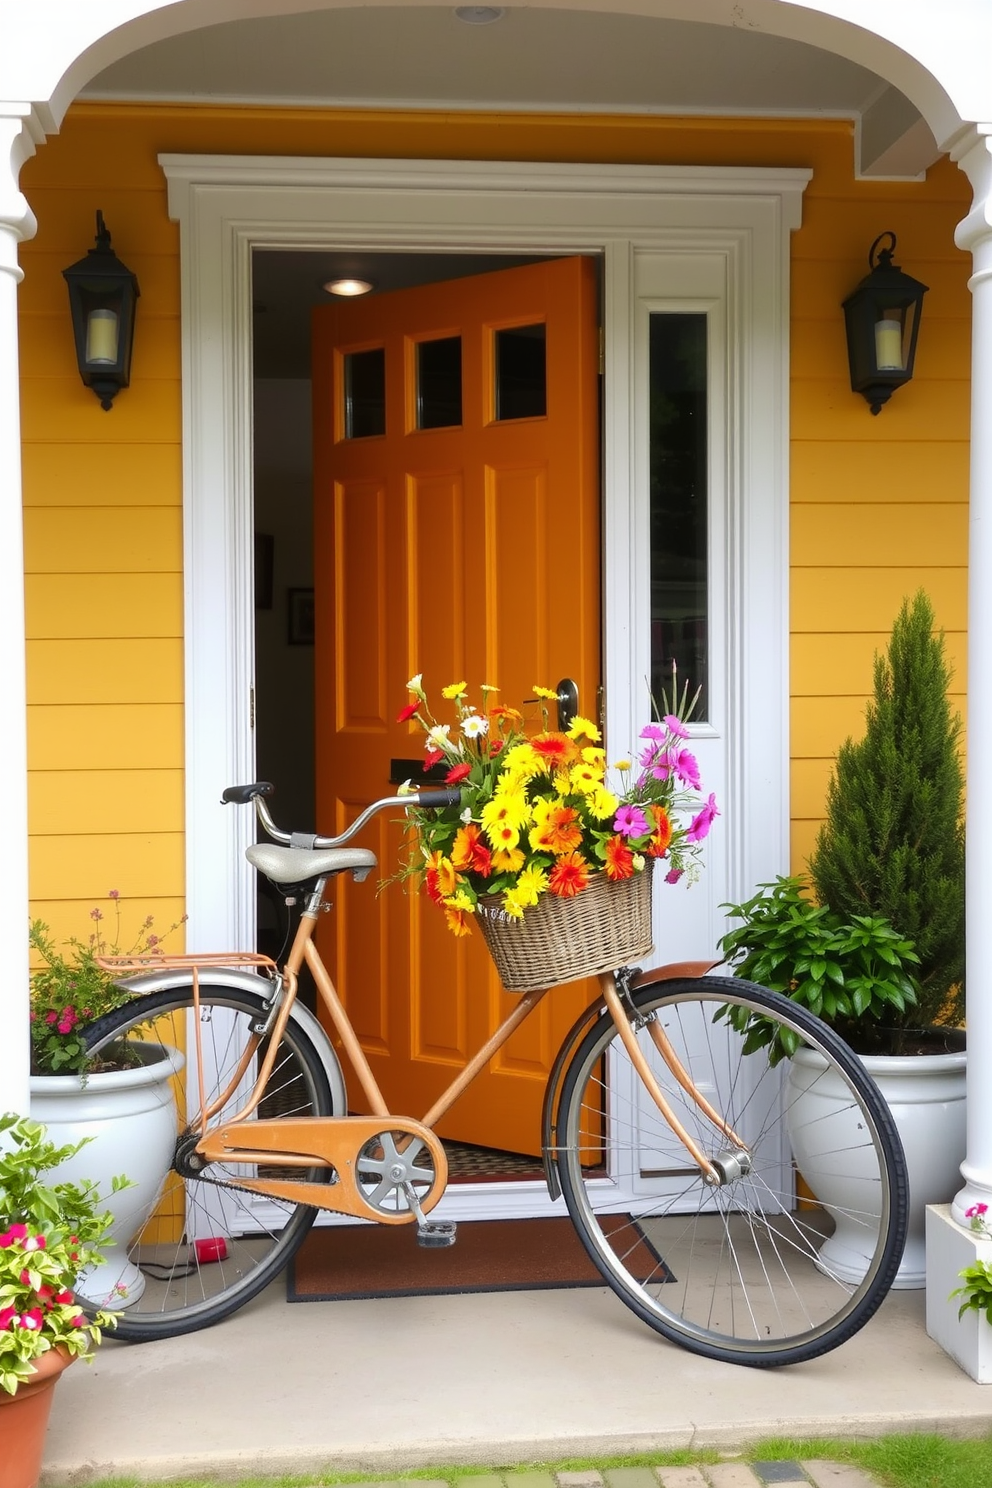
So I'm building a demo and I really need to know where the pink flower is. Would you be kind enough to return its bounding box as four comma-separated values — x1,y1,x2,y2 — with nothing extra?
108,889,120,900
54,1290,74,1306
664,867,684,884
18,1309,44,1331
639,723,667,742
0,1224,27,1248
22,1234,46,1253
663,714,691,740
685,793,719,844
0,1306,18,1330
613,804,649,839
674,749,701,790
90,908,103,921
966,1203,989,1219
45,1011,59,1025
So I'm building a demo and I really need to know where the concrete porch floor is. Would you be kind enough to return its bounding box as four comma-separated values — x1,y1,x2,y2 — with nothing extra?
41,1270,992,1484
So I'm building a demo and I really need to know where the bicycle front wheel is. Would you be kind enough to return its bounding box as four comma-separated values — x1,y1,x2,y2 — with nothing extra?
80,982,340,1340
556,975,907,1367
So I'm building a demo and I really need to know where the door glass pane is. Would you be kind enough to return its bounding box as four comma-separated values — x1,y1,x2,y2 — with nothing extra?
650,314,708,720
344,348,386,439
495,323,547,420
416,336,462,429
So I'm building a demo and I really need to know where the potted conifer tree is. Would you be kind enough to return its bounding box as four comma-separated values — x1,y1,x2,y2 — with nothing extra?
721,591,966,1287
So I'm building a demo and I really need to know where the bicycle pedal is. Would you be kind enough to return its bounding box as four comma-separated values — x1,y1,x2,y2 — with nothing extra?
416,1221,457,1248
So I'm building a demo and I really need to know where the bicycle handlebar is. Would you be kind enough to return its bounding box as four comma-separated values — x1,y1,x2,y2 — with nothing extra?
220,780,462,849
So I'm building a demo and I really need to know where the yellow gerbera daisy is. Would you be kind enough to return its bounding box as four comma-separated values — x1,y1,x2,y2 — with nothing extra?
566,715,602,743
442,681,468,699
587,786,620,821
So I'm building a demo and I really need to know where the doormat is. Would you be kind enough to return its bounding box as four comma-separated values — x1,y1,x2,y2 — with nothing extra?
287,1214,673,1302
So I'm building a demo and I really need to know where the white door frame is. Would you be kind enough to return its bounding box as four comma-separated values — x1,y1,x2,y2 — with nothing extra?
162,153,809,1221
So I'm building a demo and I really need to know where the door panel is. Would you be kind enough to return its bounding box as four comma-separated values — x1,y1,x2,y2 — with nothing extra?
313,257,601,1153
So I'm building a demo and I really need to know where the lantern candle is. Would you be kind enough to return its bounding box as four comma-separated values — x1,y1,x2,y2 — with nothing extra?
86,308,119,365
874,317,903,371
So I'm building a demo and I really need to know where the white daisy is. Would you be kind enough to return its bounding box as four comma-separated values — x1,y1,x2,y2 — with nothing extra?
462,714,489,738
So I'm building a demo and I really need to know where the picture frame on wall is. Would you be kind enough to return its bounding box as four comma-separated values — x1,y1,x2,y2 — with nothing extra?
287,587,315,645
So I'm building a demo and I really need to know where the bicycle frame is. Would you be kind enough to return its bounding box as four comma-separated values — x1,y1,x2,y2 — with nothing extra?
109,872,743,1220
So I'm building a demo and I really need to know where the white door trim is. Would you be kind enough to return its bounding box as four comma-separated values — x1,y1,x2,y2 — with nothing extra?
162,153,809,1222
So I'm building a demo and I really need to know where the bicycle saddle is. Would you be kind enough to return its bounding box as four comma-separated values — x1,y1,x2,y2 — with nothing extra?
245,843,377,885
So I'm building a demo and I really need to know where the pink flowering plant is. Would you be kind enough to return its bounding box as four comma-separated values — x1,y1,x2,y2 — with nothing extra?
30,892,186,1076
396,676,717,937
948,1202,992,1326
0,1114,121,1394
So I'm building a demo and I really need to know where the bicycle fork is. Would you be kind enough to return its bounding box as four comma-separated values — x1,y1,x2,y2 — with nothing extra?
599,972,750,1186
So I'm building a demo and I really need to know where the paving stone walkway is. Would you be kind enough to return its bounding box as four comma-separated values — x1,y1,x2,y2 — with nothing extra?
377,1465,884,1488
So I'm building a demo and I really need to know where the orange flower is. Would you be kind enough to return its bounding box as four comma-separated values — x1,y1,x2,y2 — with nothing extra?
451,824,493,878
425,851,458,902
529,804,583,856
530,733,579,772
443,906,472,937
647,806,673,857
548,851,590,898
604,835,635,882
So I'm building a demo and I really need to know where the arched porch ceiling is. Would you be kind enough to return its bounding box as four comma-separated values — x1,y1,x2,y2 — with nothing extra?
5,1,985,171
78,6,937,179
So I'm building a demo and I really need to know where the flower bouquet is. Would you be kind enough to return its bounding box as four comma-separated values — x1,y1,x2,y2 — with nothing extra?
396,677,717,990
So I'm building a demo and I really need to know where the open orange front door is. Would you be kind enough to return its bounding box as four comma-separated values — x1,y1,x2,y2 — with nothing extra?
312,257,600,1154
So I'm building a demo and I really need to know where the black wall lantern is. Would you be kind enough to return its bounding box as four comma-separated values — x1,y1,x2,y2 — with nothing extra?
842,232,928,415
62,211,140,411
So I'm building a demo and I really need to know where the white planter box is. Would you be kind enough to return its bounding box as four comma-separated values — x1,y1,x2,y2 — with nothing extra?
926,1203,992,1383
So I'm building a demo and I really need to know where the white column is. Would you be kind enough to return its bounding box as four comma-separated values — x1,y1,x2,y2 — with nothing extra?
952,125,992,1225
926,124,992,1381
0,107,40,1118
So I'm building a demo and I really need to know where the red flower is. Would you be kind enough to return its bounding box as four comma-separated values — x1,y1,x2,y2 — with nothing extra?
446,762,472,784
452,824,492,878
424,747,443,769
548,851,591,898
531,733,578,772
396,701,420,723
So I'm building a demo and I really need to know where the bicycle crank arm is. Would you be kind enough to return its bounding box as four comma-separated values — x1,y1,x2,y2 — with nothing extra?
195,1114,449,1223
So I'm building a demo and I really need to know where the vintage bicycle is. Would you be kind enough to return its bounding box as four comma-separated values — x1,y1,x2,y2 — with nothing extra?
80,781,908,1367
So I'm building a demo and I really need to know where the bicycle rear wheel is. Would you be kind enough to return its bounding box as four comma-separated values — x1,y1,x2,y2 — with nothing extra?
80,982,339,1340
556,974,907,1367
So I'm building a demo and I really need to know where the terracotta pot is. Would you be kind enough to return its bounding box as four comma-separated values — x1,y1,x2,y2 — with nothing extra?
0,1347,74,1488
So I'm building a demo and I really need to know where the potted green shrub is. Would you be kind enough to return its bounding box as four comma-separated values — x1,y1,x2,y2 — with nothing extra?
0,1114,119,1488
28,895,186,1312
720,591,966,1287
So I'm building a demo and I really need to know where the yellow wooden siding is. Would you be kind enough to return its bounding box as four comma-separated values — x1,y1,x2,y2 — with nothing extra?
18,102,971,933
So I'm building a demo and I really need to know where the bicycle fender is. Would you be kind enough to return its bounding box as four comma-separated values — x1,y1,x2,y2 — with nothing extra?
540,959,720,1200
104,965,347,1115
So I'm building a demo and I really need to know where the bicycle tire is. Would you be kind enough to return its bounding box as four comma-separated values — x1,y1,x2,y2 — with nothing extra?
555,974,908,1367
80,982,339,1340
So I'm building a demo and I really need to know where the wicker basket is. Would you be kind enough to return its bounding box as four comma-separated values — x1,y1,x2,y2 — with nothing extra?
475,864,654,993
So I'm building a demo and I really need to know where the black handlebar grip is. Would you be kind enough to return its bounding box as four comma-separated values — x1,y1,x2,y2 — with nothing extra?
413,787,462,810
221,781,275,805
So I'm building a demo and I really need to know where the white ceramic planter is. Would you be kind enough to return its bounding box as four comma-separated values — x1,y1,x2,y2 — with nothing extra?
787,1046,966,1289
29,1043,184,1309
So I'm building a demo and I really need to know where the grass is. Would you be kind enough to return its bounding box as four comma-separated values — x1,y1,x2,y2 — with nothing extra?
66,1433,992,1488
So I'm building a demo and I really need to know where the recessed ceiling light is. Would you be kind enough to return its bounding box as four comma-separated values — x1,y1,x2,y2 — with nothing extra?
454,6,505,23
323,278,374,297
